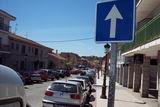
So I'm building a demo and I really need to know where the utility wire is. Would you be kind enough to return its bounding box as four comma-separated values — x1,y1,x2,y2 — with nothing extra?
37,37,94,43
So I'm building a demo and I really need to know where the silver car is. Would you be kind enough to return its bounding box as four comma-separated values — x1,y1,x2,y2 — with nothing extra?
43,80,86,107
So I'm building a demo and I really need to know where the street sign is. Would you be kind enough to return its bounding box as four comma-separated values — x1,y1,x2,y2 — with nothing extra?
96,0,135,43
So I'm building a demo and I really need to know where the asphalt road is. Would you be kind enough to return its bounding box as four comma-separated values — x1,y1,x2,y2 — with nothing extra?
25,77,69,107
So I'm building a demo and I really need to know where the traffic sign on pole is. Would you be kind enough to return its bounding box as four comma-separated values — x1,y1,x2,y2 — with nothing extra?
95,0,136,107
95,0,135,43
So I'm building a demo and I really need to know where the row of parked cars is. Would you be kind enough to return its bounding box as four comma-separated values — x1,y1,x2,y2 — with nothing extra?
17,69,71,85
42,69,96,107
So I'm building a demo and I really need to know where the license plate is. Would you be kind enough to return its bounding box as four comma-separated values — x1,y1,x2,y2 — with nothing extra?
43,103,53,107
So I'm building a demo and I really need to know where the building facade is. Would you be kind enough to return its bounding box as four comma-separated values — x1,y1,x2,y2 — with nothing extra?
48,52,66,69
0,9,16,67
0,10,52,72
117,0,160,106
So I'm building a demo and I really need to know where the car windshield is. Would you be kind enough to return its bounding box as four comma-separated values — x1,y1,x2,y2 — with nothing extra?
50,83,77,93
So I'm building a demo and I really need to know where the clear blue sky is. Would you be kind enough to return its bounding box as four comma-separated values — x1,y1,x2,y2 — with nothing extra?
0,0,105,57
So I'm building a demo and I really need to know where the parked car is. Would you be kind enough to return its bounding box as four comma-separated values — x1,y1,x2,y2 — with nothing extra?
47,70,55,81
40,69,55,81
76,76,90,86
86,69,96,84
70,68,82,74
68,78,88,92
22,71,32,85
76,76,92,94
43,80,87,107
31,73,42,83
57,70,65,78
36,69,48,82
51,70,60,80
64,70,71,77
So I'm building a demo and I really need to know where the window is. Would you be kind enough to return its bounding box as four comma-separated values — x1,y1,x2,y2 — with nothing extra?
20,61,25,70
50,83,77,93
16,44,19,51
35,48,38,56
21,45,26,54
0,17,4,23
11,42,15,49
32,47,34,53
40,50,43,56
28,47,31,53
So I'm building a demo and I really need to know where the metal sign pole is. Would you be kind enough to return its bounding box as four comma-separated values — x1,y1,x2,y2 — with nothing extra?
107,43,118,107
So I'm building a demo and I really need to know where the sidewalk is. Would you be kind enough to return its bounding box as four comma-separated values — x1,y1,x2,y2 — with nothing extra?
92,76,157,107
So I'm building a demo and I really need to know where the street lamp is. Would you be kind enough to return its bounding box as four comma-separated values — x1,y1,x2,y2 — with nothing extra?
100,43,110,99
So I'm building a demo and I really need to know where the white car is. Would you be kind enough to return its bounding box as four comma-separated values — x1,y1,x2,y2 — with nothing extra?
43,80,86,107
31,73,42,83
68,78,88,92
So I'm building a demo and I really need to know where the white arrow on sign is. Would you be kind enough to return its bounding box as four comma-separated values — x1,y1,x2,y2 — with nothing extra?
105,5,123,38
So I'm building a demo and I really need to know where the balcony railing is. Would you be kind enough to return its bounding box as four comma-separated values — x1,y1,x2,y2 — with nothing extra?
0,45,10,53
121,14,160,53
0,23,10,32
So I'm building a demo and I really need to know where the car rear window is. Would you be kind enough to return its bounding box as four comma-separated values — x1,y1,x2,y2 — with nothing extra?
50,83,77,93
69,80,84,87
77,77,89,82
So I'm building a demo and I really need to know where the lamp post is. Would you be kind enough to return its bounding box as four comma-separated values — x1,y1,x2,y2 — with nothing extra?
100,43,110,99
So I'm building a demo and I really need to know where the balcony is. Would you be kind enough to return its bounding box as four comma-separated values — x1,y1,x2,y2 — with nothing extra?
121,14,160,53
0,45,10,54
0,23,10,32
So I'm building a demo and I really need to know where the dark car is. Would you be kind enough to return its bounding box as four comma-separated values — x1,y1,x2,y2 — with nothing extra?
21,72,32,85
57,70,65,78
60,70,71,77
51,70,60,80
86,69,96,84
47,70,55,81
63,70,71,77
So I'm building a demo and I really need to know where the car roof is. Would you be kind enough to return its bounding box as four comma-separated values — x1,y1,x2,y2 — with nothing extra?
53,80,81,85
77,75,89,79
68,78,85,82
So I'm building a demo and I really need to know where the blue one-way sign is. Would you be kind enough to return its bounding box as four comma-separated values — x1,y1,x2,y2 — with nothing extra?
96,0,135,43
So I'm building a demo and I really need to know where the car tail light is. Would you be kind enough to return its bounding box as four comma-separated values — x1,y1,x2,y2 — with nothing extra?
45,90,54,96
70,94,81,99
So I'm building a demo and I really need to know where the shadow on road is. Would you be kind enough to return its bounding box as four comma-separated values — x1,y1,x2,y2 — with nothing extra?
115,99,146,104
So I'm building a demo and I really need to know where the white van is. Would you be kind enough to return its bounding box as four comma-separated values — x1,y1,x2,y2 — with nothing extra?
0,65,29,107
